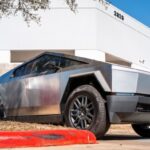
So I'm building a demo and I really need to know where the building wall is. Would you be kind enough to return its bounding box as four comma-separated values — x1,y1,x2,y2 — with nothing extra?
95,3,150,69
0,51,10,63
0,0,150,71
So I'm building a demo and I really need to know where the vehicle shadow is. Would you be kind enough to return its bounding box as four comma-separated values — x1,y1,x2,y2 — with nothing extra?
102,134,147,141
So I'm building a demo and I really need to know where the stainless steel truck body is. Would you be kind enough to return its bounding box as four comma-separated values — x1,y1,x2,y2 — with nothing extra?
0,52,150,138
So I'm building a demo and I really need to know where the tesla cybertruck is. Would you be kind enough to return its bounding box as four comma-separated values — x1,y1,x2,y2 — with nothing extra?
0,52,150,138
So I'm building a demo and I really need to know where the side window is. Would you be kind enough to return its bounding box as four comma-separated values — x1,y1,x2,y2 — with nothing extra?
24,61,34,75
13,55,61,78
60,57,85,68
30,55,61,75
13,54,86,78
14,65,26,77
14,61,34,78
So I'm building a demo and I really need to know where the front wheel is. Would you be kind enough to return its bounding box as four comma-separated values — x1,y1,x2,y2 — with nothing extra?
64,85,109,139
132,124,150,138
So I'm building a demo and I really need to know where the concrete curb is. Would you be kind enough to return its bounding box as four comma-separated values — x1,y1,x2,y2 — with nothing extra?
0,130,96,148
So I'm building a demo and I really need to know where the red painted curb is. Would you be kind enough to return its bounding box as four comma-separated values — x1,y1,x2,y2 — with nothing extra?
0,130,96,148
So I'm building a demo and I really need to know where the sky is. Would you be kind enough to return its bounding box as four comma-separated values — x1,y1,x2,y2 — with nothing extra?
107,0,150,27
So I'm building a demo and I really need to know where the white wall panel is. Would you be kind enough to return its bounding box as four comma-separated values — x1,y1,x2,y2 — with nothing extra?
0,51,10,63
0,0,150,70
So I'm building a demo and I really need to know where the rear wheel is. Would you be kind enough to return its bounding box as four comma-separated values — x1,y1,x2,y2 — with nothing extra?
132,124,150,138
64,85,109,139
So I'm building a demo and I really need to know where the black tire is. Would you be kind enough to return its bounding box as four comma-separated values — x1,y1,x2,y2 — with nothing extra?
132,124,150,138
64,85,108,139
0,104,5,119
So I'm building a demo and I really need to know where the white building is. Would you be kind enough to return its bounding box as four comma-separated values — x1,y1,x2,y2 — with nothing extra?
0,0,150,74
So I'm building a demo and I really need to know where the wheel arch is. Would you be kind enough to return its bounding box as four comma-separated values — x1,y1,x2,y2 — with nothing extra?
60,71,111,114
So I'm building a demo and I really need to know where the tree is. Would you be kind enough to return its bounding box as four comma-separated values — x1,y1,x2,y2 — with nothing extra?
0,0,108,24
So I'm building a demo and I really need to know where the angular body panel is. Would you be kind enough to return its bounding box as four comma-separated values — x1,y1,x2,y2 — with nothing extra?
112,65,150,94
0,73,61,116
0,52,150,125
